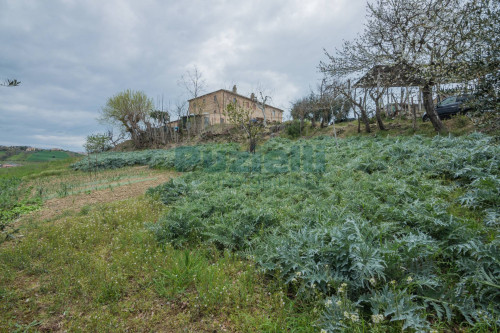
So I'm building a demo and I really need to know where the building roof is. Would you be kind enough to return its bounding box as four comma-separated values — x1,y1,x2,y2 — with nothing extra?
188,89,284,112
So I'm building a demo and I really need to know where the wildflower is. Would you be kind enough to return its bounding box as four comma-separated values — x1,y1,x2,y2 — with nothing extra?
295,271,302,277
336,300,342,306
430,330,438,333
350,313,359,322
320,330,328,333
325,299,333,307
390,280,396,286
407,276,413,283
369,277,376,286
344,311,350,319
371,314,384,324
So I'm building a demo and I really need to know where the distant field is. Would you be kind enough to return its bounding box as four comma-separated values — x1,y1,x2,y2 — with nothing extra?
6,152,27,161
26,150,70,162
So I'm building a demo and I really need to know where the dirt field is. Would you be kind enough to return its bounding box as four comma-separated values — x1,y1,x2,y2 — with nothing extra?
30,167,178,221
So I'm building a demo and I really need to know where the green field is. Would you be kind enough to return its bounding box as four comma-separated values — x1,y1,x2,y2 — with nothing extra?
25,150,70,162
1,134,498,332
0,149,76,163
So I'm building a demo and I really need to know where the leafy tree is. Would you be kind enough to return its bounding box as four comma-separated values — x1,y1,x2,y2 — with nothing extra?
84,133,112,154
100,89,154,148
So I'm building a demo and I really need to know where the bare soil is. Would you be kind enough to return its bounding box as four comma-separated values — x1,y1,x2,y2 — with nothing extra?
33,169,178,221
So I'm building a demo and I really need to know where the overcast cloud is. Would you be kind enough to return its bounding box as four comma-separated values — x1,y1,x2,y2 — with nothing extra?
0,0,366,151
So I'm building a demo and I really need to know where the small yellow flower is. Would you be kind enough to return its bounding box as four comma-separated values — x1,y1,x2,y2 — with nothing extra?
407,276,413,283
336,300,342,306
369,277,376,286
325,299,333,307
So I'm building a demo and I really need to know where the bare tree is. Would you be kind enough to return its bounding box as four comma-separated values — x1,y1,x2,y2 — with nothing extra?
256,92,271,126
178,66,206,140
368,72,387,130
321,0,483,133
225,102,263,153
105,129,125,148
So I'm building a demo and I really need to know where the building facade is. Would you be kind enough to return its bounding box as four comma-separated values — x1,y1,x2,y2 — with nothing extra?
188,86,284,126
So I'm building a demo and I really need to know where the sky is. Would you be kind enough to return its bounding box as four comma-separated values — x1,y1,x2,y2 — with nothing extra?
0,0,367,152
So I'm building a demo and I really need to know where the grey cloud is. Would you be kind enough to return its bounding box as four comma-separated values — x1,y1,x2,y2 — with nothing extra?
0,0,367,151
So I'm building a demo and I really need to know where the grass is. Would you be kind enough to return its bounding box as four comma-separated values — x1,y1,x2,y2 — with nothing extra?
0,196,316,332
26,150,70,162
0,127,498,332
285,114,481,140
0,158,79,180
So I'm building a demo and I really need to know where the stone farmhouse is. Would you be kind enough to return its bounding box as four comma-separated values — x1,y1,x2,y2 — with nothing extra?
188,86,284,126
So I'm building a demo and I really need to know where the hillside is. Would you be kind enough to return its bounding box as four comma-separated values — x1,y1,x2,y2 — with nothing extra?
0,133,498,332
0,147,81,165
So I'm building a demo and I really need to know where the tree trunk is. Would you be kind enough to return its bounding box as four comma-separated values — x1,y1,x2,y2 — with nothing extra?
249,138,256,154
361,110,371,133
375,103,385,130
422,83,445,132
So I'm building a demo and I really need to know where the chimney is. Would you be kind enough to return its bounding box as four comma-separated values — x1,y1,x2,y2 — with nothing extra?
232,85,237,93
250,93,255,100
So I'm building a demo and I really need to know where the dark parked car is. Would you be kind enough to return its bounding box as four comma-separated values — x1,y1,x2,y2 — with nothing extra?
422,95,472,121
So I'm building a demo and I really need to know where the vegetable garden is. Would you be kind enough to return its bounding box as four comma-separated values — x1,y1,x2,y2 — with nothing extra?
74,133,499,332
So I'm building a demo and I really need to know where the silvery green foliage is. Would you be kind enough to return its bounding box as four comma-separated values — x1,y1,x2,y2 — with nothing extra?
142,134,499,331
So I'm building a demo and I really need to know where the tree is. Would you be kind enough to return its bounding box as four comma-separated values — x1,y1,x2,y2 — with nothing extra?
290,96,310,136
100,89,154,148
322,0,484,132
84,133,112,154
291,86,350,135
457,0,499,125
225,102,263,153
178,66,206,139
256,92,271,126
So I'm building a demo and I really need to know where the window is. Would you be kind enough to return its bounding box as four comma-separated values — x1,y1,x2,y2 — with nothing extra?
214,109,217,113
439,96,457,106
214,95,217,101
220,118,224,124
233,97,237,103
